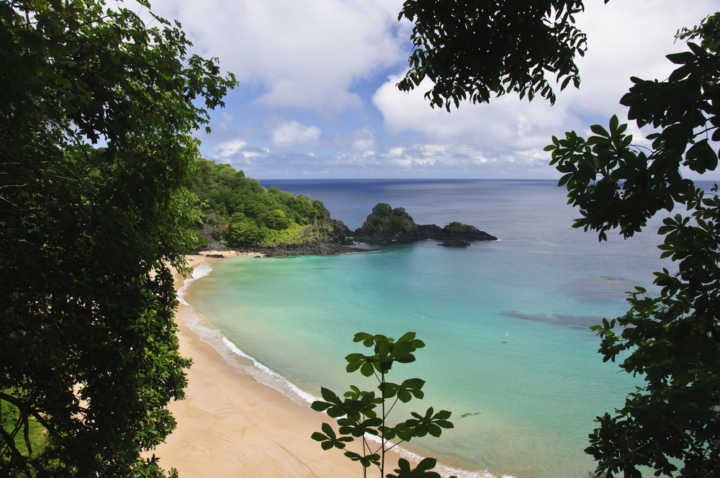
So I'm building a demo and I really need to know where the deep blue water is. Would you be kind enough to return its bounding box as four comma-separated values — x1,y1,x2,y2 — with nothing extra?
187,179,689,478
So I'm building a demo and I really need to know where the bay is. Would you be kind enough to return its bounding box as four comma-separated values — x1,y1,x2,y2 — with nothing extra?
187,179,671,478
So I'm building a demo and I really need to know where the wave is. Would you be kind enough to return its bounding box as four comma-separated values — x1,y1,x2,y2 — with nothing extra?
219,336,318,405
180,262,513,478
177,262,213,305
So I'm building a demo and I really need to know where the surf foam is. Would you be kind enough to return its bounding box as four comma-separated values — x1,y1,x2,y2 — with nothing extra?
177,262,213,305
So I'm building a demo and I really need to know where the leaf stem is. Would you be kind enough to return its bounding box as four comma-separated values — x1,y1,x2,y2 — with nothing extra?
384,440,406,453
383,396,400,420
381,369,385,477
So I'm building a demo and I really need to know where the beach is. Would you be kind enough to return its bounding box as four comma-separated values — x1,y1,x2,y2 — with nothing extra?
154,253,418,478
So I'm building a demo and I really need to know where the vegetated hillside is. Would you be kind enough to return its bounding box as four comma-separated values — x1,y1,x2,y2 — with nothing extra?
190,159,349,251
188,163,495,253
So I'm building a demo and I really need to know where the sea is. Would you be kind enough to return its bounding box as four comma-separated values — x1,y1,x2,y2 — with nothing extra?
181,178,683,478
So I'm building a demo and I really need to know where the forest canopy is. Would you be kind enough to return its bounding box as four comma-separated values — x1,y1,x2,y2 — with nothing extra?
190,159,331,248
0,0,235,475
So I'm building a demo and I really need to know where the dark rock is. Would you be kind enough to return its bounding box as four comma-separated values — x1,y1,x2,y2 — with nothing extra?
354,202,496,245
327,219,353,245
439,240,470,248
253,241,364,258
204,253,225,258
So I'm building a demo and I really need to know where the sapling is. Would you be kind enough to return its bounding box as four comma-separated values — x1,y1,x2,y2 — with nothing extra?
310,332,455,478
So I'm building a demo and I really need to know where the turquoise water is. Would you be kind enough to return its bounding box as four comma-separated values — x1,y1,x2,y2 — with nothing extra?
185,180,671,478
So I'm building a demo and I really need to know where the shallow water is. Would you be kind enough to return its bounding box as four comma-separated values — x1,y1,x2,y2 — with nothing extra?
186,179,677,478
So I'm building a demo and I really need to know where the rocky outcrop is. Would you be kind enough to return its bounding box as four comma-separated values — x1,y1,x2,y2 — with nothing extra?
326,219,353,245
251,241,364,257
199,203,495,257
439,239,471,248
352,203,497,245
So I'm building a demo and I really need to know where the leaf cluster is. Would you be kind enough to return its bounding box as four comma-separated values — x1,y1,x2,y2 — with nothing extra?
387,458,442,478
310,332,454,478
359,204,418,236
398,0,610,110
545,23,720,242
544,15,720,477
347,332,426,375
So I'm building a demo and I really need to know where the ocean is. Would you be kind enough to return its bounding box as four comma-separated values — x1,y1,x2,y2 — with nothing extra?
182,179,674,478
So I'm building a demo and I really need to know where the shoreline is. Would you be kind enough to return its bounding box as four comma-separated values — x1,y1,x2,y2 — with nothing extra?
154,253,490,478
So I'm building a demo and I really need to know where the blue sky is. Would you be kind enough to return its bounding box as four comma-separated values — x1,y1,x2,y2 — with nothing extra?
145,0,719,180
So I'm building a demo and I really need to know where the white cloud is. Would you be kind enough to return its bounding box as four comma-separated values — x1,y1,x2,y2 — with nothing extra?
157,0,720,179
382,143,500,169
272,121,321,146
373,76,576,156
147,0,407,112
213,139,247,160
208,137,271,166
419,144,446,156
352,128,376,151
567,0,717,116
371,0,717,174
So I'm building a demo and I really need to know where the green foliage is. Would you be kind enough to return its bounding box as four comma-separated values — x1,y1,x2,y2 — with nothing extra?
543,15,720,478
387,458,441,478
190,159,333,246
373,203,393,217
1,393,47,460
398,0,609,110
389,215,409,233
360,203,418,236
262,209,291,230
0,0,234,475
442,222,475,234
545,16,720,241
194,233,209,251
311,332,455,478
225,217,265,247
259,223,313,246
364,218,380,234
313,199,331,220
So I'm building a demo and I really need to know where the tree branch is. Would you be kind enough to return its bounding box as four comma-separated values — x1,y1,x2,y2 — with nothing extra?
0,392,55,439
384,396,400,420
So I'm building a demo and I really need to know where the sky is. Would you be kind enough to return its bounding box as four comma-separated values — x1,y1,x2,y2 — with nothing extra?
144,0,719,180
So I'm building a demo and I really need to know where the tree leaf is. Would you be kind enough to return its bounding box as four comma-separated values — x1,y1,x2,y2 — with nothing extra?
321,422,335,438
311,401,330,412
321,387,339,403
434,410,451,420
666,51,694,64
590,124,610,137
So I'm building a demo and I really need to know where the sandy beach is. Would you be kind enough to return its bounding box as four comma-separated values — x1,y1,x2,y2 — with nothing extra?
154,252,418,478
